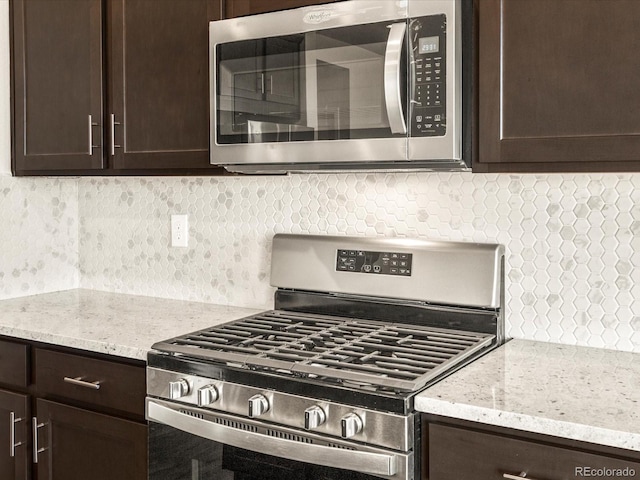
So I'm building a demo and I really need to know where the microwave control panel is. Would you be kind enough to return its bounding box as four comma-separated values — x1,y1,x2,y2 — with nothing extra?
410,14,447,138
336,249,413,276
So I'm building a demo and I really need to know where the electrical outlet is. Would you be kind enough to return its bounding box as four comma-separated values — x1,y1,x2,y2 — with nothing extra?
171,214,189,248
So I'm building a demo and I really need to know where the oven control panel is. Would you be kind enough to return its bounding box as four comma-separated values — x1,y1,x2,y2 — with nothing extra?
336,249,412,276
147,367,412,452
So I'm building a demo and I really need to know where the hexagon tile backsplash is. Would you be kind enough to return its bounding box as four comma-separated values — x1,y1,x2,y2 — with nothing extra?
0,177,78,299
78,172,640,352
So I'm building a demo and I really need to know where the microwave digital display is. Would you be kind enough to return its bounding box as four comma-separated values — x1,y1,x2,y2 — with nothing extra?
418,36,439,54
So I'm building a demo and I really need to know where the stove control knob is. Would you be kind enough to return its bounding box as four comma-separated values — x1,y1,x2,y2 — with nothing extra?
248,394,270,418
304,406,326,430
197,385,219,407
168,379,190,400
340,413,363,439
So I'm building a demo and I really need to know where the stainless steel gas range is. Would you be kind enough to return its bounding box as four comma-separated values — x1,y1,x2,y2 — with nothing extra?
146,234,505,480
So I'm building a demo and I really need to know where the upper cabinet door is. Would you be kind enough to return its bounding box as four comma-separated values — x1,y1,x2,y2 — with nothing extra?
224,0,336,18
12,0,104,174
475,0,640,173
107,0,222,171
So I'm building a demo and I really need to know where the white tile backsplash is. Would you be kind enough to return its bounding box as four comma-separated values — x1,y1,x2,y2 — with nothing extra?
78,172,640,352
0,177,79,299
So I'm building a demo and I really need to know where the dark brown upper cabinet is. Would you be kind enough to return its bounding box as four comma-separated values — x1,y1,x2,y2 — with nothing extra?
11,0,104,173
475,0,640,173
12,0,225,175
224,0,337,18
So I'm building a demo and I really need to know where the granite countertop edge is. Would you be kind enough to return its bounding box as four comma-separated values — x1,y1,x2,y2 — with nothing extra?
0,289,264,362
414,339,640,453
415,397,640,452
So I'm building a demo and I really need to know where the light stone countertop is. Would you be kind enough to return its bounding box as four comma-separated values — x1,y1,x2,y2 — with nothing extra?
415,339,640,452
0,289,262,361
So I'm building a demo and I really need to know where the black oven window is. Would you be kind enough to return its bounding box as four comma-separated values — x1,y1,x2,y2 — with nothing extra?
149,423,382,480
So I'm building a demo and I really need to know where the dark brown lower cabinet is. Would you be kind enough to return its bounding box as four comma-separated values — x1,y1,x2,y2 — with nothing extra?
428,422,640,480
0,390,30,480
34,399,147,480
0,337,147,480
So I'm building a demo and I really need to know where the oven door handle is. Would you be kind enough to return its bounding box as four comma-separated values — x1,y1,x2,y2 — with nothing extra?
384,22,408,135
147,400,398,477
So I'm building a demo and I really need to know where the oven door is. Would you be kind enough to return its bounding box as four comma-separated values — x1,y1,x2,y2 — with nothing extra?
147,398,415,480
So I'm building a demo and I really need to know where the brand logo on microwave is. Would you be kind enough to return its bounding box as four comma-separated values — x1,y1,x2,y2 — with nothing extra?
303,10,335,24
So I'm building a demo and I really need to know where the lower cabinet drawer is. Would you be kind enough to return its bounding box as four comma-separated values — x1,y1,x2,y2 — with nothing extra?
429,424,640,480
35,349,145,417
0,339,29,388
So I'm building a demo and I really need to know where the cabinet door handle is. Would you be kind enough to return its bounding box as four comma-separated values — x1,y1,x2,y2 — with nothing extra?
503,473,543,480
88,115,100,155
9,412,23,458
32,418,47,464
110,113,122,156
63,376,101,390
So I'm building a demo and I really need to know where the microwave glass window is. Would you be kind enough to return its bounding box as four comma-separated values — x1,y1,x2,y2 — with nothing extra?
215,21,409,145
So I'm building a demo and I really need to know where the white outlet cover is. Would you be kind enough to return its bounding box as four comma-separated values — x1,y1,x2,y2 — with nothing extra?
171,214,188,248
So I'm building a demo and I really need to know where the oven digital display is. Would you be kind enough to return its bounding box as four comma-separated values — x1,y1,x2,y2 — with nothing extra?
336,249,412,276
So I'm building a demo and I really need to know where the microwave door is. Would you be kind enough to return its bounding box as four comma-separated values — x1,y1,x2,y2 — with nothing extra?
215,24,409,154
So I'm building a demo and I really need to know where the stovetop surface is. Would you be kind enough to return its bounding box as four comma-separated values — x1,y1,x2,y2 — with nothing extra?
152,309,495,395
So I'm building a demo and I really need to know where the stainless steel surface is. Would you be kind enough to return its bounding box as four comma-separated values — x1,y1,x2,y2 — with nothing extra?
248,394,270,418
503,473,538,480
147,367,413,451
304,406,326,430
32,418,46,464
212,0,407,44
197,385,219,407
9,412,22,458
63,376,101,390
210,0,465,173
153,310,495,392
168,379,190,399
88,115,100,155
271,234,504,309
340,413,363,439
385,22,408,135
110,114,121,156
147,399,408,478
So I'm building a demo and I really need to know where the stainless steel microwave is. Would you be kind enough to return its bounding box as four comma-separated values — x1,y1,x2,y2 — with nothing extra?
210,0,469,173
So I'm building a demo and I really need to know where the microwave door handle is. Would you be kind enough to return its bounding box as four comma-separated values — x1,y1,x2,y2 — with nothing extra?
384,22,408,135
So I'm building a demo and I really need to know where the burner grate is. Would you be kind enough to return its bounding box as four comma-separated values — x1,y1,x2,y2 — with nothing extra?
153,310,495,392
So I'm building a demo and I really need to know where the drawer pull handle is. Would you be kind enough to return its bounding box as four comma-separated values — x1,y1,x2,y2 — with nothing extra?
9,412,23,457
504,473,541,480
63,376,101,390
